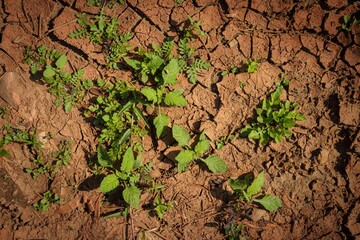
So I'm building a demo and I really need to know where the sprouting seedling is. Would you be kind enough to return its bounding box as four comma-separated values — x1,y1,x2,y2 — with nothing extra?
33,190,62,211
228,172,282,212
341,15,360,32
172,125,228,173
246,59,258,73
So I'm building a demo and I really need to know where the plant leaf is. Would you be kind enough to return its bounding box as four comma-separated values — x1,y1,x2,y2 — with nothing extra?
141,87,158,103
154,113,168,138
43,67,56,78
55,55,67,69
124,58,142,70
246,172,264,198
164,89,187,106
100,174,119,193
175,150,194,173
253,194,282,212
162,59,179,85
122,186,141,208
194,139,210,156
0,149,9,157
97,145,112,167
121,147,134,173
203,155,228,173
172,125,190,147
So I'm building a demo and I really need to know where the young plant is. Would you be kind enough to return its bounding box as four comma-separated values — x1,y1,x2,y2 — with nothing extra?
25,156,56,179
33,190,62,211
0,138,9,157
224,222,246,240
215,135,235,150
180,16,207,39
228,172,282,212
246,59,258,73
87,0,125,7
240,77,305,145
53,140,72,166
23,45,93,112
153,196,173,219
0,107,7,119
2,124,42,151
69,13,132,69
341,15,360,32
172,125,228,173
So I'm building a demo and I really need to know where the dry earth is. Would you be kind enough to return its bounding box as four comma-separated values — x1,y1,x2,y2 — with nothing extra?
0,0,359,239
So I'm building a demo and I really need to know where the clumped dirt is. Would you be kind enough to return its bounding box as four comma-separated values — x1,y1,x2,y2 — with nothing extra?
0,0,359,239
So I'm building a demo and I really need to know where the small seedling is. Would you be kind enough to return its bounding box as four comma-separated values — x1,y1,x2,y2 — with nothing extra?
228,172,282,212
240,76,305,145
172,125,228,173
87,0,125,7
215,135,235,150
2,124,43,151
0,138,9,157
153,196,173,219
23,45,93,112
246,59,258,73
341,15,360,32
224,222,246,240
174,0,184,4
180,16,207,39
25,155,56,179
53,140,72,166
0,107,7,119
33,190,62,211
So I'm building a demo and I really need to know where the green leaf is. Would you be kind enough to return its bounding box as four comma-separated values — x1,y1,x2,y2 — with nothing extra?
100,174,119,193
253,195,282,212
172,125,190,147
162,59,179,85
343,15,350,24
228,177,249,191
0,149,9,157
248,130,260,139
124,58,142,70
164,89,187,106
141,88,158,103
246,172,264,198
147,56,164,75
194,139,210,156
122,186,141,208
175,150,194,173
55,55,67,69
154,114,168,138
203,155,228,173
133,106,150,128
97,145,112,167
121,147,134,173
43,67,56,78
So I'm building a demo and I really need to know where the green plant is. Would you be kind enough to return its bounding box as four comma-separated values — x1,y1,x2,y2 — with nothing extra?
180,16,207,39
53,140,72,166
23,45,93,112
246,59,258,73
33,190,62,211
2,124,42,151
224,222,246,240
172,125,228,173
153,196,173,219
240,77,305,145
0,107,7,119
25,155,56,179
174,0,184,4
228,172,282,212
0,138,9,157
215,135,235,150
69,13,132,69
87,0,125,7
341,15,360,32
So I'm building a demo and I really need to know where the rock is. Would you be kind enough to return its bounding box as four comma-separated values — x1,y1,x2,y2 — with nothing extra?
0,72,27,107
339,101,359,126
344,45,360,66
249,208,269,222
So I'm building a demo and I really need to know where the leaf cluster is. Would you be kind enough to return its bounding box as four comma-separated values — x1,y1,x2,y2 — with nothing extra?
172,125,228,173
69,13,132,69
341,15,360,32
246,59,258,73
228,172,282,212
2,124,42,151
33,190,62,212
23,46,93,112
240,79,305,145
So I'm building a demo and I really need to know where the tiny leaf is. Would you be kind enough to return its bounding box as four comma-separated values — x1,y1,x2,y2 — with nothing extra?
154,114,168,138
43,67,56,78
122,186,141,208
203,156,228,173
100,174,119,193
246,172,264,198
253,195,282,212
97,145,112,167
172,125,190,147
121,147,134,173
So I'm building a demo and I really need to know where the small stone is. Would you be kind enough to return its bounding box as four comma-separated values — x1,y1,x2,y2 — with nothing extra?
318,148,330,164
249,208,268,222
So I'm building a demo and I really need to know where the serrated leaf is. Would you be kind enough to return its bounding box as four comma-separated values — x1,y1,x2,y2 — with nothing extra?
141,88,158,103
43,67,56,78
203,155,228,173
121,147,134,173
55,55,67,69
100,174,119,193
194,139,210,156
172,125,190,147
175,150,194,173
246,172,264,198
122,186,141,208
147,56,164,74
124,58,142,70
97,145,112,167
248,130,260,139
162,59,179,85
253,195,282,212
154,114,168,138
164,89,187,106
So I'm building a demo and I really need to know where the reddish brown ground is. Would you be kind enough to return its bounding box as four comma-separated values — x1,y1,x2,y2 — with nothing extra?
0,0,359,239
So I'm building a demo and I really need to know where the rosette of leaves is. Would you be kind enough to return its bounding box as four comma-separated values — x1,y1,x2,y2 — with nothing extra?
240,80,305,145
171,125,228,173
229,172,282,212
